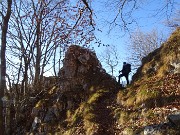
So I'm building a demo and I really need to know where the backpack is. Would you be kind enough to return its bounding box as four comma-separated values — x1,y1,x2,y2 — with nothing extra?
125,63,131,73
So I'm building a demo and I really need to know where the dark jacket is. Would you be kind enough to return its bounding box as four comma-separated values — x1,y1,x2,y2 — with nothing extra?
121,63,131,74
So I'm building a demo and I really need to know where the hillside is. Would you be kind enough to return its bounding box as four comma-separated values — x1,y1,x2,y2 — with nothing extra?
132,27,180,81
114,27,180,134
14,28,180,135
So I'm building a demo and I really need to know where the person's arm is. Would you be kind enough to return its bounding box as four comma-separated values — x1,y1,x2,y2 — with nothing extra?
120,65,125,73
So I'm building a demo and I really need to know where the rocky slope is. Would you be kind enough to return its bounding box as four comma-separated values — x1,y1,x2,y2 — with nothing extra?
14,28,180,135
132,27,180,82
25,45,121,135
114,27,180,134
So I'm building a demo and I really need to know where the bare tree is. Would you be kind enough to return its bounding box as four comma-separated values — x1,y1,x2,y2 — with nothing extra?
7,0,95,88
102,0,178,32
4,0,95,133
166,10,180,28
126,28,164,70
0,0,12,134
99,45,120,76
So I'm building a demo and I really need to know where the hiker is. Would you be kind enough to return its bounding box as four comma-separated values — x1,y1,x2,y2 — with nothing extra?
118,62,131,85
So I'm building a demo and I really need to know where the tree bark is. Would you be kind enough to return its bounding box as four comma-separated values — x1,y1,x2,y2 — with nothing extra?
34,2,43,89
0,0,12,134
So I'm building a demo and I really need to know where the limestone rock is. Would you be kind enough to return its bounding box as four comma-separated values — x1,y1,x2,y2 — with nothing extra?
168,114,180,126
58,45,118,93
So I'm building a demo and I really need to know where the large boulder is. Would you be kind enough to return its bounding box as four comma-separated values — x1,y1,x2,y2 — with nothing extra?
57,45,120,97
168,114,180,126
58,45,105,92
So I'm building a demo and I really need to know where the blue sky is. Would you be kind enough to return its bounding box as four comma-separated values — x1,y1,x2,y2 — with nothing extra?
92,0,179,50
29,0,179,81
90,0,179,80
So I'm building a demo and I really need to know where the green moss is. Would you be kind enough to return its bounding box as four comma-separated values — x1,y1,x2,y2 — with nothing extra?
118,111,129,125
84,113,96,121
114,108,121,119
117,89,137,107
71,111,81,126
144,109,156,119
65,89,110,134
68,103,86,127
117,91,125,100
35,101,42,108
136,85,148,104
167,27,180,43
35,99,45,107
87,89,108,104
87,92,102,104
83,103,93,114
122,127,134,135
66,110,72,120
84,121,98,135
130,112,139,120
127,90,136,97
48,86,56,94
125,96,136,107
63,128,76,135
136,86,160,106
117,90,128,104
153,80,163,86
83,103,96,121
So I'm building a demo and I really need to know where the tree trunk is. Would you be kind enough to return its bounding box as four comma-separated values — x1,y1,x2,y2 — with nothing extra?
34,2,43,89
0,0,12,134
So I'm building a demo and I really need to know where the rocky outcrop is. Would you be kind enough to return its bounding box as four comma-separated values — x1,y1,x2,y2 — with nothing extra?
138,113,180,135
168,114,180,126
132,27,180,82
57,45,119,109
28,45,120,134
58,45,105,93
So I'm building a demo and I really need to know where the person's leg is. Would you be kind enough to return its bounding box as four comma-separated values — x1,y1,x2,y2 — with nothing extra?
118,75,120,84
125,74,129,85
118,74,123,84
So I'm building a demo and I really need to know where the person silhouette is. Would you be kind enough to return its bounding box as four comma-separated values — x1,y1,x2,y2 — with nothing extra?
118,62,131,85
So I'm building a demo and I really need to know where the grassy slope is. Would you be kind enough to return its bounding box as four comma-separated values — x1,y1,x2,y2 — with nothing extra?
115,73,180,134
114,27,180,134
